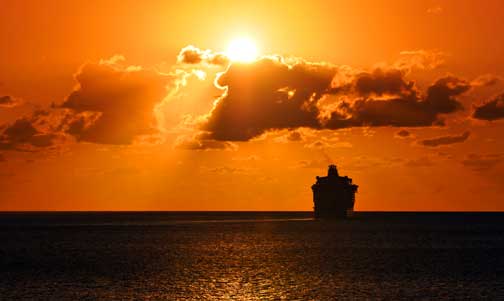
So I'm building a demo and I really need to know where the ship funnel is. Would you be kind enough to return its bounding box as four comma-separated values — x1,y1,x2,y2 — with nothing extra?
328,164,339,177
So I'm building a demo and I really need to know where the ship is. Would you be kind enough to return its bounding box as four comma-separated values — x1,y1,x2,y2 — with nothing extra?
312,164,358,218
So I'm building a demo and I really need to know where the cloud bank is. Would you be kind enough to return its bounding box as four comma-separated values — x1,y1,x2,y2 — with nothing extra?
419,131,470,147
1,46,500,152
199,55,470,141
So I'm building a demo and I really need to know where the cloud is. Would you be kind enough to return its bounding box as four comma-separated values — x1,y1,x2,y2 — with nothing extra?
0,153,5,162
177,45,229,66
419,131,470,147
462,153,502,171
273,130,305,143
395,50,446,71
285,130,303,142
60,60,173,144
473,94,504,121
99,54,126,66
2,118,37,143
0,96,21,108
197,54,470,141
395,129,411,138
405,156,435,167
352,68,415,97
0,118,58,151
202,57,336,141
0,50,476,152
0,57,177,151
471,74,502,87
304,140,328,149
304,139,352,149
325,75,468,129
173,135,237,151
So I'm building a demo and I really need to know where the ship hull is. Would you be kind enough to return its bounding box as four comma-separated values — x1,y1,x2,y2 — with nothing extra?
314,205,354,219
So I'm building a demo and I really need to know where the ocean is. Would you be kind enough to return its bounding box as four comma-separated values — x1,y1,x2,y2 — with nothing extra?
1,212,503,300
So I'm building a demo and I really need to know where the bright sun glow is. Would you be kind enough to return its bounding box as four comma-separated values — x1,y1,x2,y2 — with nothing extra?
226,38,258,63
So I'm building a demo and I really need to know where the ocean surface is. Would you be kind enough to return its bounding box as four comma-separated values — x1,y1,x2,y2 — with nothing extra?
1,211,503,300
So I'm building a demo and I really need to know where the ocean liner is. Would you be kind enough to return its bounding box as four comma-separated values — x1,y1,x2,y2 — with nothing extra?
312,164,358,218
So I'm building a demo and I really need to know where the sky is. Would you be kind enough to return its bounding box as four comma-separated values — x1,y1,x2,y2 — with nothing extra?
0,0,503,211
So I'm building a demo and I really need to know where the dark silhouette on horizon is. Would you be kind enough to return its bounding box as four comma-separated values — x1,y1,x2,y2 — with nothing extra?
312,164,358,218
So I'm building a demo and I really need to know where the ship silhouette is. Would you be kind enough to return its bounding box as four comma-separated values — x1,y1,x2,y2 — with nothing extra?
312,164,358,218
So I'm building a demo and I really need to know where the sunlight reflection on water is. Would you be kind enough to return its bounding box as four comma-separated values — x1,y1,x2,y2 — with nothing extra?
1,212,503,299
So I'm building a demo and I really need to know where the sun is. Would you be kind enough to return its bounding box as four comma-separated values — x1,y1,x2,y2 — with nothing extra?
226,37,258,63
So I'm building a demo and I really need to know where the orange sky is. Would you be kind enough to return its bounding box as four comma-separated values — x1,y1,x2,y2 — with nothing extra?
1,0,503,211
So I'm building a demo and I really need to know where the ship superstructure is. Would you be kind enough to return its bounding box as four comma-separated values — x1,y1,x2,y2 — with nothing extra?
312,165,358,218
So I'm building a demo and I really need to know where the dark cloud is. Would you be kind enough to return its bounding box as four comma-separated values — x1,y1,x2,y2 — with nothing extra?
395,129,411,138
61,62,172,144
286,131,303,142
178,46,204,64
177,45,229,66
200,56,469,141
2,118,37,143
405,157,435,167
0,96,21,108
63,112,102,138
274,130,305,143
322,74,468,129
424,76,468,113
419,131,470,147
29,134,58,147
304,139,352,149
323,75,468,129
462,153,502,171
174,135,237,151
202,57,335,141
473,94,504,121
353,69,415,97
0,118,57,151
